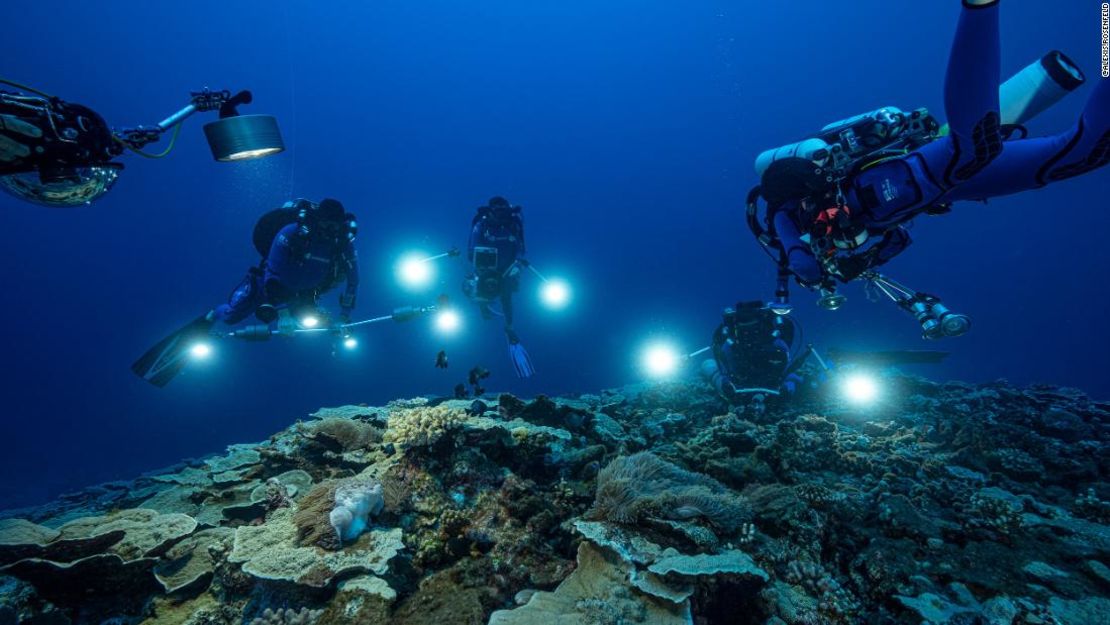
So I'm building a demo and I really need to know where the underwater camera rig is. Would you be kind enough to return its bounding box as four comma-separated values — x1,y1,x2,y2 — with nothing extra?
115,88,283,161
862,272,970,340
0,80,283,206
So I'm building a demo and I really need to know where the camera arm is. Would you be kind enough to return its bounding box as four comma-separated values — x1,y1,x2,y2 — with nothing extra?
114,88,251,150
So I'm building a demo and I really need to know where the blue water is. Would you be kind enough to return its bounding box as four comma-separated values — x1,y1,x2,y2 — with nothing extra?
2,0,1106,509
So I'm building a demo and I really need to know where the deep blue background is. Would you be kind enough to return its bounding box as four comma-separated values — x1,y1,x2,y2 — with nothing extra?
2,1,1106,509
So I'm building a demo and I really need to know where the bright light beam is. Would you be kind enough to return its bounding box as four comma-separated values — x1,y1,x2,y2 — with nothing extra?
398,253,435,290
540,279,571,310
190,343,213,359
343,336,358,350
435,309,462,335
641,342,681,379
300,315,320,329
842,373,880,405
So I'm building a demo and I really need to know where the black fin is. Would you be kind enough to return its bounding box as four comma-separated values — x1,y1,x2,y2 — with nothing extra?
132,314,215,387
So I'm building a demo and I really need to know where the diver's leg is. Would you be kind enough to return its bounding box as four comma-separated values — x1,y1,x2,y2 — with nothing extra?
213,271,263,325
944,79,1110,200
500,289,515,331
1037,78,1110,183
933,0,1004,186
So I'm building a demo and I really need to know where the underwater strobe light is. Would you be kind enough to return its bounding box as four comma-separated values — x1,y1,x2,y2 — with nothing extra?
116,88,284,164
435,309,462,336
189,342,213,359
526,265,571,311
398,253,436,290
343,336,359,350
203,114,284,161
641,342,682,379
841,373,880,406
540,278,572,310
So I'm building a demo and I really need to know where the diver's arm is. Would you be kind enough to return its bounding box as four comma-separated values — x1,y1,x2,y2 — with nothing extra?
772,210,823,287
266,223,300,272
835,227,913,281
873,227,912,265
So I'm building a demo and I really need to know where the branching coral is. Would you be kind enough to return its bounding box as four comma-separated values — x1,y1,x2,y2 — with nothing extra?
587,452,750,533
384,406,467,449
967,492,1024,534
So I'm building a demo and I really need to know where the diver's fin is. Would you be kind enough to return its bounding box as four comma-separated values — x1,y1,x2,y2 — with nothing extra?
828,349,949,367
132,314,216,387
507,337,535,379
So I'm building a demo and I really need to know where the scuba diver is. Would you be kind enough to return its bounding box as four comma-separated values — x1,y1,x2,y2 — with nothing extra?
747,0,1109,338
0,79,282,207
463,196,536,378
700,301,810,405
132,198,359,386
213,198,359,326
698,302,951,409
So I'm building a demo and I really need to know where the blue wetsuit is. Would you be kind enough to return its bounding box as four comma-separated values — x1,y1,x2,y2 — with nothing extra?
466,211,526,324
468,213,526,275
215,222,359,325
777,1,1110,285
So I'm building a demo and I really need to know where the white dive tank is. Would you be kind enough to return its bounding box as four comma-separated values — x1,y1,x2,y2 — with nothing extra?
999,50,1085,126
753,50,1085,179
754,106,907,178
753,137,831,178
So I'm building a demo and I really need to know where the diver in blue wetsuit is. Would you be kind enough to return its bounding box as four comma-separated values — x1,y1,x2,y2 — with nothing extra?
132,198,359,387
215,198,359,325
700,301,806,405
748,0,1109,333
463,196,535,377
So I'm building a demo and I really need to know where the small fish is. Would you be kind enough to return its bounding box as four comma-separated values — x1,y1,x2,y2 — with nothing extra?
468,365,490,386
453,383,469,399
436,350,449,369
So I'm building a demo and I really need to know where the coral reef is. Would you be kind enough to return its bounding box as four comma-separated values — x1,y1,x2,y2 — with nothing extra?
588,452,751,532
249,607,323,625
0,375,1106,624
384,405,468,449
293,481,341,549
329,478,384,543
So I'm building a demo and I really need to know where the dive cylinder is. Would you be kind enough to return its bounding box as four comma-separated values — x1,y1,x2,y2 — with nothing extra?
754,106,937,178
754,138,832,179
999,50,1085,126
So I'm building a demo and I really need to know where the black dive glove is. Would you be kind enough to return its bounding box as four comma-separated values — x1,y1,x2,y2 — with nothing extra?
834,255,872,282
